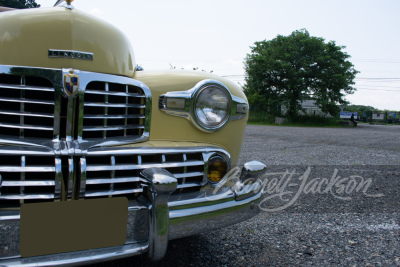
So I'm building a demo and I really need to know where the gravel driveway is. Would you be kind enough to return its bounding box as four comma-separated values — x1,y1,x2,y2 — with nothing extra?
93,124,400,267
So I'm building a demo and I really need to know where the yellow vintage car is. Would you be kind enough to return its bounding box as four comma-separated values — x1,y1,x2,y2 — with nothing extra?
0,1,265,265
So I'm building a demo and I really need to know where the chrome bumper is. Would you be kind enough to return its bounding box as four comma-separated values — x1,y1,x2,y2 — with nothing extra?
0,161,265,266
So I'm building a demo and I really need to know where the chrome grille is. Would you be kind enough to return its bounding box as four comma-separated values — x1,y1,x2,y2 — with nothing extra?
0,152,59,209
83,152,205,199
82,81,146,139
0,147,227,209
0,74,55,140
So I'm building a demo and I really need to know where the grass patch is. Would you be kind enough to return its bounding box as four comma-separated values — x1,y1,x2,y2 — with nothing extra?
248,111,341,127
247,110,276,125
287,114,340,127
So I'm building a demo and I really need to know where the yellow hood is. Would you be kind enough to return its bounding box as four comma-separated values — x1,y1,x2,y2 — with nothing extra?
0,7,135,77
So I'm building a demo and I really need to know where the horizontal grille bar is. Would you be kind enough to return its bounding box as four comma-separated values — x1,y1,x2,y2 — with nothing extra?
84,90,145,98
84,102,145,108
0,96,54,105
83,114,145,119
0,110,54,118
85,188,143,198
0,83,54,92
0,122,53,131
1,180,55,186
0,194,55,200
86,177,144,185
0,166,55,172
82,125,145,132
86,161,204,171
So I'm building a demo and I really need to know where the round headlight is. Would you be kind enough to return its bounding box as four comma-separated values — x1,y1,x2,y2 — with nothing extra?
194,84,231,131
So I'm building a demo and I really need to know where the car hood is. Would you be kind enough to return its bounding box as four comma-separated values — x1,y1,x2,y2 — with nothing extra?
0,7,135,77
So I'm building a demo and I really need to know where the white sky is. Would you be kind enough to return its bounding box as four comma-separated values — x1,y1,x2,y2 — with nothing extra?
36,0,400,111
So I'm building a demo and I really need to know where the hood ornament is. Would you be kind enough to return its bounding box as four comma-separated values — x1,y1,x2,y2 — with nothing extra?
54,0,74,9
64,69,80,97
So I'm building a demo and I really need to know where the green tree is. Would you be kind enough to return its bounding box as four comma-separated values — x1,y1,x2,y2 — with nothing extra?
244,29,359,118
0,0,40,8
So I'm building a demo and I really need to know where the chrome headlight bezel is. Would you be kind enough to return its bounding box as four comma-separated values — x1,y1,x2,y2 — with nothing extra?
192,82,232,131
159,79,248,133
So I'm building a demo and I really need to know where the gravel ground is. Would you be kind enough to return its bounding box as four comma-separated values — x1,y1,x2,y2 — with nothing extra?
92,124,400,267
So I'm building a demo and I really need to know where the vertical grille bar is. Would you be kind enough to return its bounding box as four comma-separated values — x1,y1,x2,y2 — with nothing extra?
124,85,128,137
182,154,187,185
110,156,115,192
79,157,87,198
66,98,75,141
54,158,62,199
103,82,109,138
19,75,25,138
19,156,26,205
77,96,85,141
67,157,74,199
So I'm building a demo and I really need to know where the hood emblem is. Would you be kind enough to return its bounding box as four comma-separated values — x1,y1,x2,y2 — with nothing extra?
49,49,93,61
64,69,80,97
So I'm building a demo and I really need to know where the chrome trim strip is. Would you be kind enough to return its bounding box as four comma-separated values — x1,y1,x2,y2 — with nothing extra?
159,79,248,132
0,241,149,267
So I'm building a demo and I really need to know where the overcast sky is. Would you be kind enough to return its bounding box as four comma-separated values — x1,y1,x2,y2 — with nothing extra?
36,0,400,111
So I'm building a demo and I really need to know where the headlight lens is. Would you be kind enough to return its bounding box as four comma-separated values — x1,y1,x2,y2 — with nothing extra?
194,85,230,130
207,155,228,184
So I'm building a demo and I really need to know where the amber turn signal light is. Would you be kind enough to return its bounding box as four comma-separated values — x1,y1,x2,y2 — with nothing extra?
207,156,228,183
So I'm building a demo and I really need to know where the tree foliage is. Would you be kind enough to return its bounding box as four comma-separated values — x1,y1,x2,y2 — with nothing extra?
0,0,40,8
244,29,359,117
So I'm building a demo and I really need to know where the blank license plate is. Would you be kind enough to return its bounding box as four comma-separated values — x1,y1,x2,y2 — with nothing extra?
20,197,128,257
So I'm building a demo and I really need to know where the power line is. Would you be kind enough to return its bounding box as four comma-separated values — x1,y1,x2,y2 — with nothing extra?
355,88,400,92
355,77,400,80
